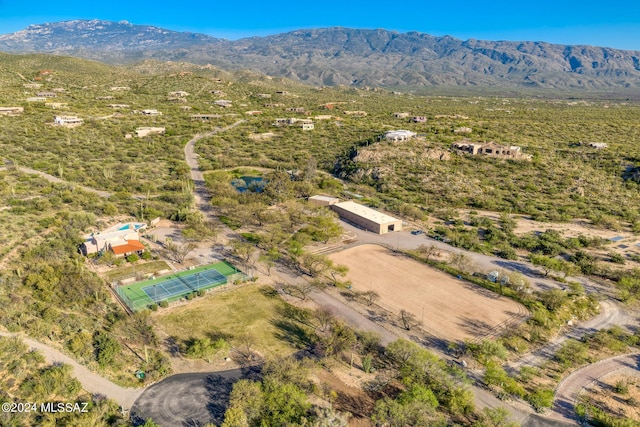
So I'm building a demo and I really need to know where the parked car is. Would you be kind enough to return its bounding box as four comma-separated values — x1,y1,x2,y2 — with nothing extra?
411,230,424,235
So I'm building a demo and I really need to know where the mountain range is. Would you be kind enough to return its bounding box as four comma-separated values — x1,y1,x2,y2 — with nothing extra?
2,19,640,91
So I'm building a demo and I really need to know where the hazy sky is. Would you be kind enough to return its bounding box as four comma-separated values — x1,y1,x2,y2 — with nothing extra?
1,0,640,50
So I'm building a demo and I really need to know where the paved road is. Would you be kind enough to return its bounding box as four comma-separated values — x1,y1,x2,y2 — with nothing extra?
550,353,640,424
130,370,242,427
510,300,630,371
0,330,144,410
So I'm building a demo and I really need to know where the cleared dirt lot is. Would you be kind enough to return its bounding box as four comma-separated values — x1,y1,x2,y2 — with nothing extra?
329,244,527,342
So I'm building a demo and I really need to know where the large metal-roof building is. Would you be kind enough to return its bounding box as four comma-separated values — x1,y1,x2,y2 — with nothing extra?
330,201,402,234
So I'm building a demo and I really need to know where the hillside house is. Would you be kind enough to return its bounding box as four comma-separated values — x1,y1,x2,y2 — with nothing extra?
315,115,332,120
264,103,285,108
26,97,47,102
37,92,56,98
393,112,410,118
53,115,83,127
110,86,130,91
382,130,416,142
136,127,166,137
107,104,130,109
211,90,227,96
141,109,162,116
97,96,115,100
344,111,368,117
275,91,289,95
454,127,473,134
300,122,314,130
588,142,608,149
52,88,66,93
23,83,42,89
412,116,427,123
286,107,306,113
46,103,68,109
180,106,192,111
191,114,221,121
274,118,296,126
214,100,233,108
245,111,262,115
0,107,24,116
435,114,469,119
168,91,189,97
256,93,272,99
80,222,147,257
452,141,530,160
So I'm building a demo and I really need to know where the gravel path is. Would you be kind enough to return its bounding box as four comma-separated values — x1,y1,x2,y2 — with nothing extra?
0,330,144,410
130,370,242,427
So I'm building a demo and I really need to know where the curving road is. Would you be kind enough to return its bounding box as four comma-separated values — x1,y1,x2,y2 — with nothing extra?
335,221,639,425
0,330,144,410
551,353,640,424
510,300,630,372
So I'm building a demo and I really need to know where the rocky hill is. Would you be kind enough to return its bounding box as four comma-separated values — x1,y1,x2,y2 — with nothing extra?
2,20,640,91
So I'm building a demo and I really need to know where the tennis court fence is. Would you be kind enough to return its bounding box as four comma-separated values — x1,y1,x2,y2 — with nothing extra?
113,261,247,312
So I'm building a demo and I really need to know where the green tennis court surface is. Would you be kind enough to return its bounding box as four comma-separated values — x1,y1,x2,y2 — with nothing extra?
115,261,245,311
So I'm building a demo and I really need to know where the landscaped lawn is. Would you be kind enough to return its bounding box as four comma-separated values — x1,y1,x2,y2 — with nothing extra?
153,284,303,358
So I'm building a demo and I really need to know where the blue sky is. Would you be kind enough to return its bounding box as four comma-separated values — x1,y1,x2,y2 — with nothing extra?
1,0,640,50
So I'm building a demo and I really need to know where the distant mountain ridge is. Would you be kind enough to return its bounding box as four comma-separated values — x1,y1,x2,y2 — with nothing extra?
2,20,640,90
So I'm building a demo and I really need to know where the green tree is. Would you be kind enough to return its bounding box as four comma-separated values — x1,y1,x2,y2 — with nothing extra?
527,388,554,412
529,254,562,277
93,332,120,367
262,380,311,426
475,407,519,427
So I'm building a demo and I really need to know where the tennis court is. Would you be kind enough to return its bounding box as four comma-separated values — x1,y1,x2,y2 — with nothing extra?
142,268,227,302
115,261,245,312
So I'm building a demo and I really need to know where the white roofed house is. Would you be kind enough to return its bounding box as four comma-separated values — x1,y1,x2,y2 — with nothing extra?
214,100,233,108
141,109,162,116
382,130,416,141
136,127,166,137
53,115,83,127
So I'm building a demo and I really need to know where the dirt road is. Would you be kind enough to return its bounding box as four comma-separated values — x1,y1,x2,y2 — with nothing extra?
0,164,151,200
0,165,112,198
183,120,245,221
0,330,144,410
